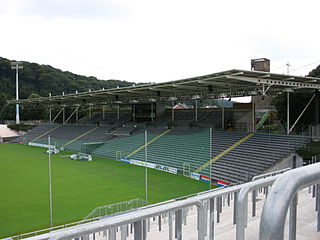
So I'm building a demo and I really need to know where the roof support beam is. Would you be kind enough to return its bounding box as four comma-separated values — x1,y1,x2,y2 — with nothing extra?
172,84,203,90
230,71,244,76
51,107,64,124
262,84,272,95
64,107,79,125
127,90,150,94
289,93,316,133
226,75,320,89
149,87,173,93
260,74,270,78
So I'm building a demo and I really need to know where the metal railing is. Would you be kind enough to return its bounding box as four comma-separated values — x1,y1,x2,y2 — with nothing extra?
252,167,291,181
83,198,147,220
259,162,320,240
311,154,320,164
236,175,278,240
7,176,278,240
2,218,102,240
4,164,320,240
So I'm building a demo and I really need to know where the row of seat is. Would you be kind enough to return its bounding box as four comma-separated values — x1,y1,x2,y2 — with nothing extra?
92,134,153,159
12,124,56,143
18,124,311,186
211,133,311,184
130,130,211,175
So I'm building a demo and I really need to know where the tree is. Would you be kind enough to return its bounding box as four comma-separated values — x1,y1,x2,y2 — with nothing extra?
0,56,138,120
309,65,320,78
0,104,14,121
272,65,320,132
272,92,315,130
20,93,47,120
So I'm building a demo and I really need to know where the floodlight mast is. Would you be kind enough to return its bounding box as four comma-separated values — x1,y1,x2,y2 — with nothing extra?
11,61,23,124
286,62,290,134
48,136,53,228
145,130,148,204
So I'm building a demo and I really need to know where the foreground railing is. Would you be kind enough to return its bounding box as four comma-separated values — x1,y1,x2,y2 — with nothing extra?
259,162,320,240
3,164,320,240
2,218,101,240
9,177,277,240
252,167,291,181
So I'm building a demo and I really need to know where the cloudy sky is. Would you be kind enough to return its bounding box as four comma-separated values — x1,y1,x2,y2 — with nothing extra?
0,0,320,84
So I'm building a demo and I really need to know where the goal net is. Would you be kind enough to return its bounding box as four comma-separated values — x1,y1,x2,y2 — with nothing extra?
81,142,103,154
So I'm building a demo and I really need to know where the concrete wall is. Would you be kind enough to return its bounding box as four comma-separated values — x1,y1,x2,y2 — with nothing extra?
0,136,17,143
264,153,303,174
252,96,273,110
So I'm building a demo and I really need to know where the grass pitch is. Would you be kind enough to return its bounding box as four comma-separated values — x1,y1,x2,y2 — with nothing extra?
0,143,210,238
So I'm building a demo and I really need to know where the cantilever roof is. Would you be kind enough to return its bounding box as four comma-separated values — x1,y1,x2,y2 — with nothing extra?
9,69,320,107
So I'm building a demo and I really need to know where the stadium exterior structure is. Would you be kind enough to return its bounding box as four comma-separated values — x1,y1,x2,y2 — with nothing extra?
5,65,320,239
8,68,320,135
9,69,320,107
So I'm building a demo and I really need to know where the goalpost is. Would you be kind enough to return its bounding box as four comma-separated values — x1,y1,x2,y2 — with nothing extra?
182,162,191,177
81,142,103,154
116,150,122,161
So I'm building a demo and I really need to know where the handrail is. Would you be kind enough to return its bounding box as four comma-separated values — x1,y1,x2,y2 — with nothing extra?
8,169,310,240
48,199,205,240
236,175,279,240
43,178,276,240
259,162,320,240
24,184,241,240
252,167,291,181
3,186,226,240
4,217,102,240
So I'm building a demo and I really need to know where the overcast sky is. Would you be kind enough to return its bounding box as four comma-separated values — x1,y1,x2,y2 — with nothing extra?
1,0,320,84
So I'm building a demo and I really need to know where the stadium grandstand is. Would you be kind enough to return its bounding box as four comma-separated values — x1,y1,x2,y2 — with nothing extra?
4,58,320,239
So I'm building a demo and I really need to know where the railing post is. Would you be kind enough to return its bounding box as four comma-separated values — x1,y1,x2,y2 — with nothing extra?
120,225,127,240
175,210,182,240
142,219,147,240
252,189,257,217
233,191,238,225
158,215,161,231
134,221,142,240
109,227,116,240
317,184,320,232
236,193,248,240
209,198,215,240
206,201,210,236
168,212,173,240
216,197,220,223
288,194,298,240
197,203,205,240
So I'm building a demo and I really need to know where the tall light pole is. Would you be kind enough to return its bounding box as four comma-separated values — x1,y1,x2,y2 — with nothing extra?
209,127,212,189
286,62,290,134
48,136,53,228
145,130,148,204
11,61,23,124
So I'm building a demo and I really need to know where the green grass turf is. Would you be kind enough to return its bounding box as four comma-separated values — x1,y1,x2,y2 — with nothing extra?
0,143,210,238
